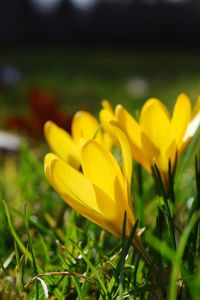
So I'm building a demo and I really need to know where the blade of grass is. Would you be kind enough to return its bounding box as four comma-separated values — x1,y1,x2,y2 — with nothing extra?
168,158,176,203
118,280,168,299
14,241,24,293
145,231,176,262
56,250,88,300
25,205,39,300
176,126,200,184
153,163,176,250
3,200,62,298
169,212,200,300
3,200,32,261
114,214,138,280
70,239,107,296
195,153,200,257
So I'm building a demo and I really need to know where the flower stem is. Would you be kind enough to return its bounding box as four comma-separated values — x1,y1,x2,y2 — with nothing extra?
132,237,160,276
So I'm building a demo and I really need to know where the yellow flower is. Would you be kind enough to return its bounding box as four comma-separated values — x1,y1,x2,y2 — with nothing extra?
44,121,135,238
44,110,112,169
101,94,200,184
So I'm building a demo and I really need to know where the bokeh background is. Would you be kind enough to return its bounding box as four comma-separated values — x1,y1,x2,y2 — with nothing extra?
1,0,200,141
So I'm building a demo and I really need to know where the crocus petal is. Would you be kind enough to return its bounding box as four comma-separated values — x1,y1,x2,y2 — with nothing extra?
44,153,122,237
140,100,174,152
81,140,124,207
116,105,158,173
81,140,134,235
140,98,170,119
102,99,114,111
72,111,102,146
99,104,117,143
99,100,114,149
99,99,116,127
44,153,56,187
181,111,200,153
108,120,135,226
44,121,80,169
102,132,113,150
108,120,132,188
171,94,191,149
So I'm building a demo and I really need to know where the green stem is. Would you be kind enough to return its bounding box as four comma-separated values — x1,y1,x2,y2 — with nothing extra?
132,237,160,276
153,163,176,250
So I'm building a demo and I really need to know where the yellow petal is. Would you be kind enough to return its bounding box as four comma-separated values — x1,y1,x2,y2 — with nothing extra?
140,98,170,119
81,140,124,206
101,99,114,111
180,96,200,152
116,105,157,173
181,111,200,153
171,94,191,149
102,132,113,150
99,105,116,142
99,100,115,149
72,111,102,146
44,153,57,186
108,120,132,188
45,153,124,237
81,140,134,234
108,120,135,225
140,100,174,152
44,121,80,169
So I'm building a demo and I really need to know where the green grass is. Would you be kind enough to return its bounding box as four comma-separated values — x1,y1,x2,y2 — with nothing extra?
0,49,200,299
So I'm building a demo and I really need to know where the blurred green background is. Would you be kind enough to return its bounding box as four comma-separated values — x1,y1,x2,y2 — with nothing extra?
1,48,200,124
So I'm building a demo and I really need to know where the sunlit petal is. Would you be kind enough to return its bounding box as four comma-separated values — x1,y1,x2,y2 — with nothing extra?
171,94,191,149
81,139,134,234
44,121,80,169
108,120,135,225
45,153,123,237
140,98,170,119
140,101,174,152
44,153,57,187
116,105,157,173
81,140,124,205
99,104,116,142
181,111,200,152
72,111,102,146
101,99,114,111
108,120,132,188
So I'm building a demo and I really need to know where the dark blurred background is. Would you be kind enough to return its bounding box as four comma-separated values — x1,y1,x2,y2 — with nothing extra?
0,0,200,47
1,0,200,140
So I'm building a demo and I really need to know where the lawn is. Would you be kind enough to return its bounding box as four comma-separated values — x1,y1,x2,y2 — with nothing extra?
0,48,200,299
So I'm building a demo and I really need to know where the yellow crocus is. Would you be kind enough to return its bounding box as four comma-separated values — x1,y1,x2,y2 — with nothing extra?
44,121,135,238
101,94,200,184
44,110,112,169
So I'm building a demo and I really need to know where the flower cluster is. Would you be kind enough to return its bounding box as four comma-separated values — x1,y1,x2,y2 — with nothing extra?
44,94,200,243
